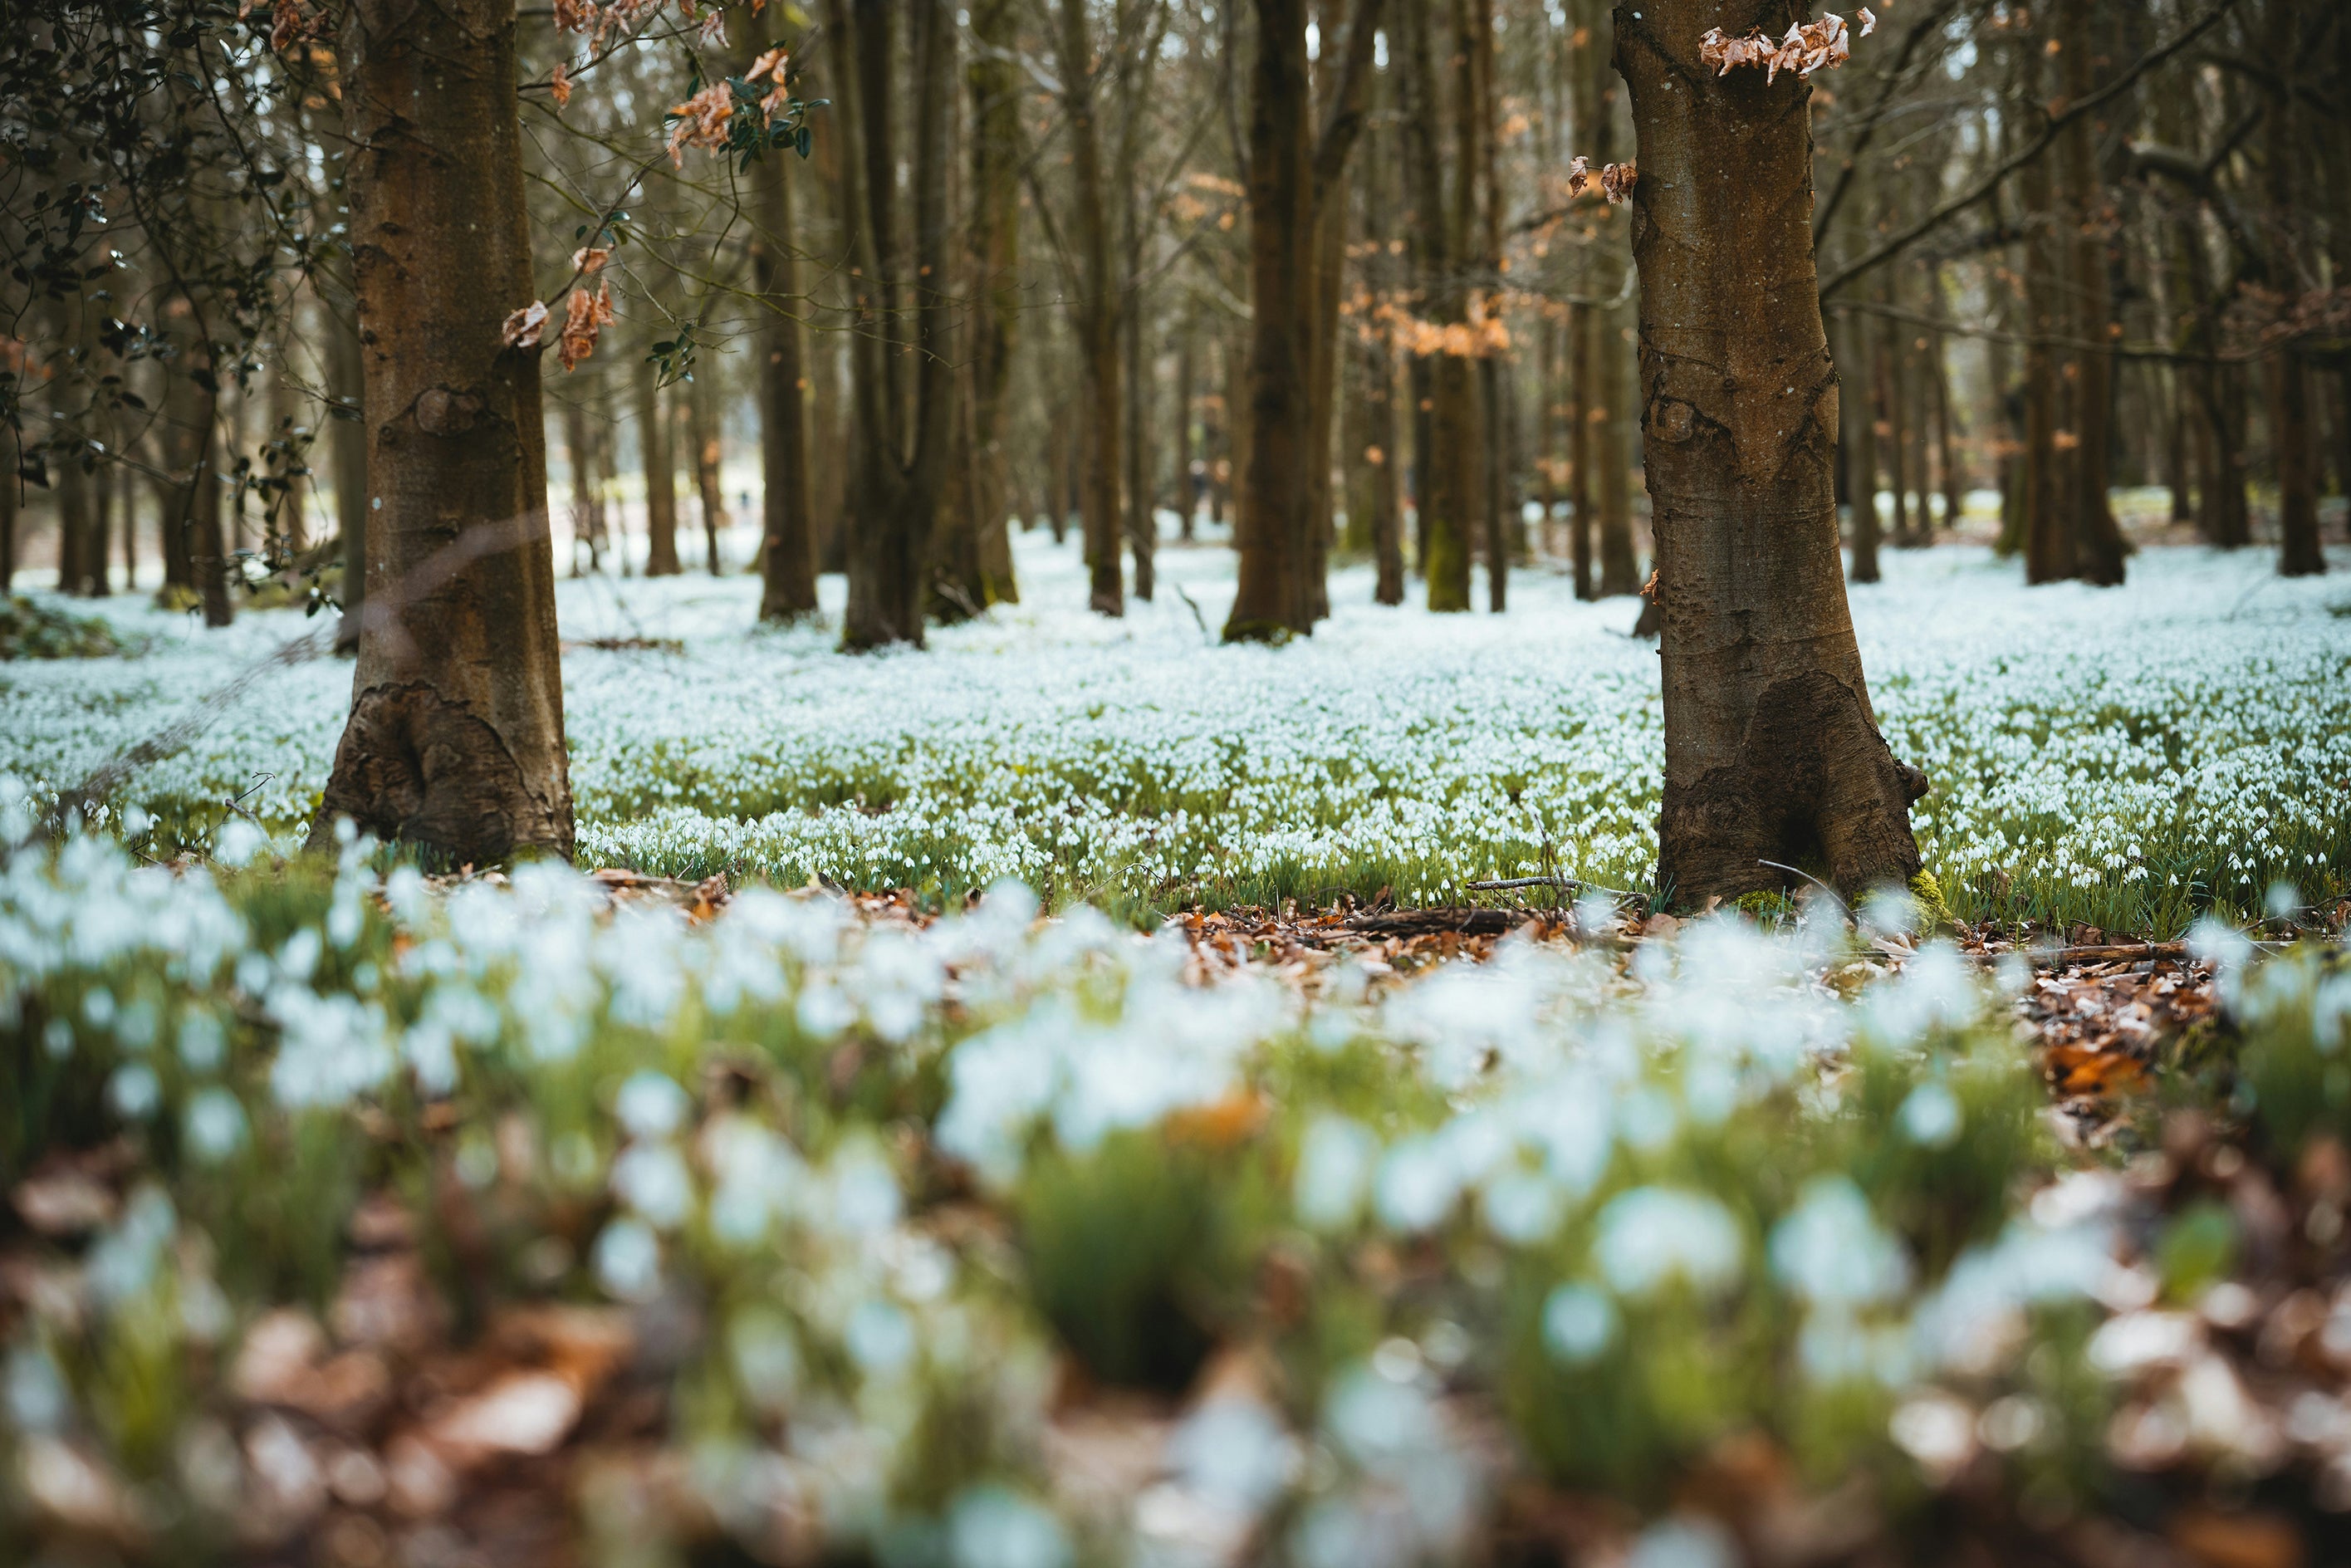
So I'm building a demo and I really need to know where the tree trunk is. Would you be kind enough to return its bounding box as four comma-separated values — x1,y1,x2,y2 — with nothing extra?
0,423,16,590
687,377,726,575
637,356,679,576
1617,0,1923,907
1568,303,1593,597
1173,318,1198,541
562,399,602,576
1880,309,1910,546
1594,318,1637,594
933,0,1021,619
1051,0,1125,618
1933,336,1961,531
1227,0,1316,639
326,283,368,650
831,0,958,649
1369,340,1404,603
311,0,572,865
750,30,816,621
1397,0,1473,614
1843,316,1881,584
2265,0,2322,578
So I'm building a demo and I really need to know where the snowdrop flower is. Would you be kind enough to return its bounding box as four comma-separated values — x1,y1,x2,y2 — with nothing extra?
1295,1114,1378,1231
1540,1283,1619,1365
1595,1188,1745,1297
1770,1177,1911,1306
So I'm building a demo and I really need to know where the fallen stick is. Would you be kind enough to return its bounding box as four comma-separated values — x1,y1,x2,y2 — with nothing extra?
1970,942,2187,966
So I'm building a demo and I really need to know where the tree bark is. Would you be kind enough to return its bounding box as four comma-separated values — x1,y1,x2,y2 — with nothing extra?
326,282,368,650
1843,316,1881,583
311,0,572,865
1617,0,1924,907
636,355,679,576
1051,0,1125,618
562,398,603,576
2265,0,2322,578
748,25,816,621
686,376,726,575
1396,0,1473,614
830,0,957,649
933,0,1021,620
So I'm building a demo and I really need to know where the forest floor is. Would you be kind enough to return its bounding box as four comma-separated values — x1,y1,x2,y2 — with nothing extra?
5,530,2349,935
5,533,2351,1566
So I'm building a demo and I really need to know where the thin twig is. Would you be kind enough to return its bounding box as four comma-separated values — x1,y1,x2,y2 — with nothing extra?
1757,860,1852,923
1465,875,1638,900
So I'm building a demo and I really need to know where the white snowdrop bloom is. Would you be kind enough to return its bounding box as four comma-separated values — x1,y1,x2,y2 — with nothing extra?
1595,1188,1746,1298
1899,1080,1964,1146
213,817,269,867
1540,1282,1619,1364
1374,1135,1462,1233
946,1484,1070,1568
613,1144,696,1230
5,1345,69,1433
845,1298,918,1375
184,1088,247,1162
107,1063,160,1120
593,1218,663,1301
1908,1218,2113,1373
1167,1394,1300,1512
1864,943,1977,1042
1770,1177,1912,1306
1627,1512,1741,1568
85,1184,175,1308
820,1140,904,1238
616,1071,693,1140
1295,1114,1379,1231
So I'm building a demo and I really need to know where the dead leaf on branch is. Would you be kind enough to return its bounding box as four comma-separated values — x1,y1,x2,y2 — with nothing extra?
1699,10,1872,83
501,300,549,350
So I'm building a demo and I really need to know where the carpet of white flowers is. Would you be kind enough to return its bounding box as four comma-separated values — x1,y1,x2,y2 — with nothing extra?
4,534,2346,931
5,813,2350,1565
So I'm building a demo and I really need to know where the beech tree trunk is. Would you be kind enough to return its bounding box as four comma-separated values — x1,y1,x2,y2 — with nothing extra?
1842,316,1881,583
2265,0,2322,578
0,423,15,589
562,399,603,576
830,0,956,649
933,0,1021,620
1617,0,1924,907
1050,0,1124,618
637,357,679,576
326,284,368,650
1394,0,1474,615
750,24,816,621
310,0,572,865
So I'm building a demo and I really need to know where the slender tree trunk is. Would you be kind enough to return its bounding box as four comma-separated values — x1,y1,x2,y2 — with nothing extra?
637,357,679,576
1617,0,1923,906
1173,318,1197,541
1124,278,1156,603
1881,309,1910,546
1568,302,1593,597
1227,0,1316,638
752,71,817,620
831,0,958,648
1933,336,1961,530
2265,0,2322,576
1369,341,1404,603
933,0,1021,618
1051,0,1125,617
2055,0,2124,584
563,399,600,576
1844,317,1881,583
687,377,726,575
326,284,368,650
311,0,572,864
1594,321,1637,594
1397,0,1473,613
1,424,17,590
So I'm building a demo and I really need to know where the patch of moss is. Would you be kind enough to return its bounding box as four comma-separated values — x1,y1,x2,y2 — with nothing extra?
0,594,133,659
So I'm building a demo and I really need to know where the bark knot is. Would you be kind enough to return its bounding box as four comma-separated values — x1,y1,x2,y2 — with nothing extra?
415,386,484,436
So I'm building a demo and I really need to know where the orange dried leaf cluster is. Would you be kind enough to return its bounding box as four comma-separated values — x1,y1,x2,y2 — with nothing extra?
745,45,791,115
549,61,574,108
665,82,734,168
499,300,549,350
1699,7,1873,83
1565,155,1636,205
1349,289,1515,359
557,281,616,372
